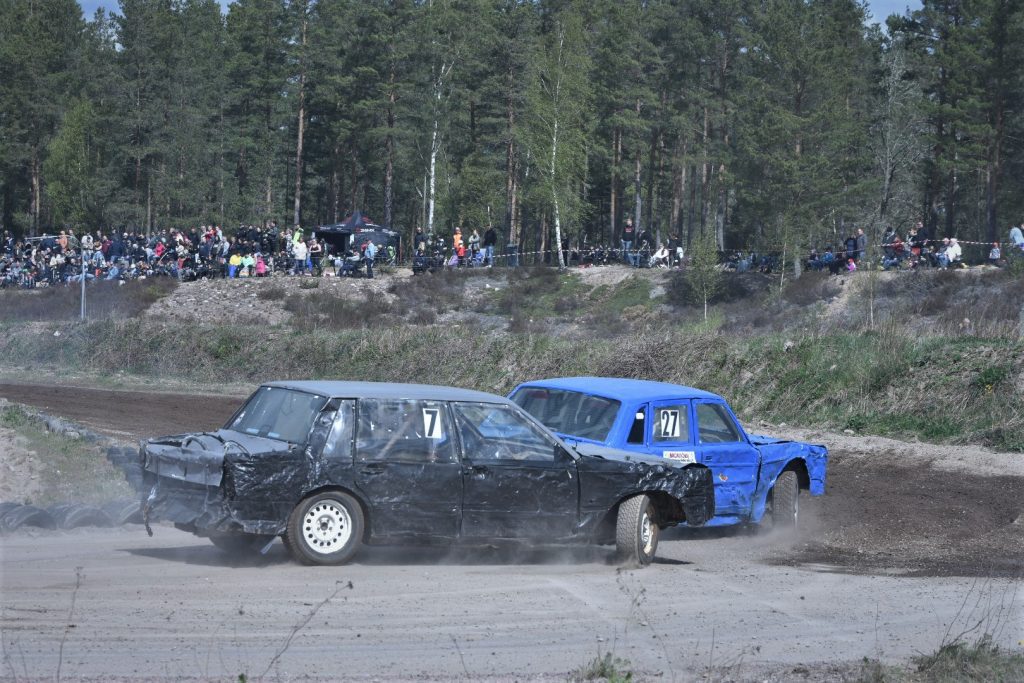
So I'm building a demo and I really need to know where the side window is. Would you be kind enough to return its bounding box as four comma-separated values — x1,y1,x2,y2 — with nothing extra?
356,399,456,463
652,404,690,443
696,403,742,444
321,400,355,459
626,406,646,445
452,402,555,462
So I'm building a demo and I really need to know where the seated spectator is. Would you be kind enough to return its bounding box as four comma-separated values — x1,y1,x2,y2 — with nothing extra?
650,244,669,268
827,248,843,274
228,252,242,278
255,254,268,277
846,258,857,272
807,248,822,271
937,238,962,268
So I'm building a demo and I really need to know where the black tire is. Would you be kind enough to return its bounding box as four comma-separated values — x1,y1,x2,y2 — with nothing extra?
48,504,113,529
284,491,364,566
0,502,22,518
103,499,144,526
615,494,659,567
208,532,275,555
0,505,57,531
771,470,800,530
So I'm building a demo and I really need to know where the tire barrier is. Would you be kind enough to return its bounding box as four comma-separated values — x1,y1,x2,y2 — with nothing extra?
0,499,144,532
1,505,57,531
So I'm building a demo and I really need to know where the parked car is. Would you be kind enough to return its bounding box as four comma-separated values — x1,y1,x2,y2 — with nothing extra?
509,377,827,529
115,381,715,566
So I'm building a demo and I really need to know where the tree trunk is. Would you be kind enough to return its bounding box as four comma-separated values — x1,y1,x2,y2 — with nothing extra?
610,127,620,244
633,99,642,229
292,8,308,228
550,115,565,270
383,60,396,228
505,83,519,247
700,105,710,235
30,149,40,236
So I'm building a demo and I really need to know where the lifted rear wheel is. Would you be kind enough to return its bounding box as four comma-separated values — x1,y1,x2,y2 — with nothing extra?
615,494,659,566
285,491,364,566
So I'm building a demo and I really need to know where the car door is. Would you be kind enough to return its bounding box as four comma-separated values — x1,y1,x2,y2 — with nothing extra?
452,402,579,541
693,401,760,517
643,399,698,465
353,398,463,540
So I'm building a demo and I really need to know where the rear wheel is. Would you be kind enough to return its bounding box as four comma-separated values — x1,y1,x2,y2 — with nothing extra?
285,491,364,566
770,470,800,530
208,532,275,555
615,494,659,566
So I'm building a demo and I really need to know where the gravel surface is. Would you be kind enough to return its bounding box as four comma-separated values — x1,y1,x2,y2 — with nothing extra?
1,382,1022,681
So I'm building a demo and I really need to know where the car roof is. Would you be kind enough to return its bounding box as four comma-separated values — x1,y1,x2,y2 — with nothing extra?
263,380,509,404
514,377,723,403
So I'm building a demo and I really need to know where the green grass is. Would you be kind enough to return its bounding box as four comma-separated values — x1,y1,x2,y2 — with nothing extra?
569,652,633,682
0,269,1021,452
848,635,1024,682
0,405,131,505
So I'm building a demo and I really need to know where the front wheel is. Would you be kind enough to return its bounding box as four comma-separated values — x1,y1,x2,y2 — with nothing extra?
770,470,800,530
285,491,364,565
615,494,659,567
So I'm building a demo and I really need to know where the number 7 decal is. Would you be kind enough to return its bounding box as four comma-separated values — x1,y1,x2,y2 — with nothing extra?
422,408,443,439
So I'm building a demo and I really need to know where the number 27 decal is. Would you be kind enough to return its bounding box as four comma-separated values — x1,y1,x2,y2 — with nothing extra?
659,409,681,438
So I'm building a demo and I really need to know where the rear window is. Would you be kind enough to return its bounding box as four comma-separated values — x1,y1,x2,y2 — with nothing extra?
511,387,620,442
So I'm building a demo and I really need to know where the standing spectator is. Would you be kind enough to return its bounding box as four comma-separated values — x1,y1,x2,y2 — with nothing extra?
988,242,1002,267
80,231,94,261
634,228,652,268
844,234,858,264
452,227,463,253
856,228,867,262
363,240,378,279
292,238,308,275
621,217,636,266
1010,223,1024,252
309,238,323,276
483,225,497,267
468,229,481,262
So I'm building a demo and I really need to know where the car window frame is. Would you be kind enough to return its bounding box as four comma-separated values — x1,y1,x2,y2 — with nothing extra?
353,397,459,464
451,401,567,465
648,399,695,446
695,401,744,445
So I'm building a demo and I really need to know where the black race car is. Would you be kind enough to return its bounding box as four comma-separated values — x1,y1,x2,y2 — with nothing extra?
113,381,714,566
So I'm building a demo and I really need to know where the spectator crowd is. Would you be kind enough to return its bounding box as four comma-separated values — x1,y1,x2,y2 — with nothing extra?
3,218,1022,289
0,223,398,289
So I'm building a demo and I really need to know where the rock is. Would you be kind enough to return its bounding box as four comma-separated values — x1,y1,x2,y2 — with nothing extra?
53,331,61,337
843,429,855,435
783,340,794,351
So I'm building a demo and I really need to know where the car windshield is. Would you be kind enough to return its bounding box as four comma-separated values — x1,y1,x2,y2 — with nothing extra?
510,387,621,442
226,386,328,443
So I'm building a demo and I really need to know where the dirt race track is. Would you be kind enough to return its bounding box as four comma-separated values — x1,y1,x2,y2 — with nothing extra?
1,382,1022,681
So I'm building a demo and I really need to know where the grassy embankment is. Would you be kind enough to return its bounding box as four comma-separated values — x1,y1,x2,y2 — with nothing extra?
0,404,130,504
0,267,1021,451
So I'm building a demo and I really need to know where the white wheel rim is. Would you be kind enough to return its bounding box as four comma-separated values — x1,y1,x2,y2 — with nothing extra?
640,509,655,554
302,500,352,554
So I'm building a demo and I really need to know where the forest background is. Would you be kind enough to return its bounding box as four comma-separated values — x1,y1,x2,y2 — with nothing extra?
2,0,1022,262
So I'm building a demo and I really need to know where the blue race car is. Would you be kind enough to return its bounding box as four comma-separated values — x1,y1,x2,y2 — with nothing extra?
510,377,827,529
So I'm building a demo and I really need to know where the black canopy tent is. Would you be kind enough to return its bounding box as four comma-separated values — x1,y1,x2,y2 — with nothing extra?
313,211,402,259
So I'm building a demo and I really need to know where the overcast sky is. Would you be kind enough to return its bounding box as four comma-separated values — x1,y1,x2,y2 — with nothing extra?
80,0,923,25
